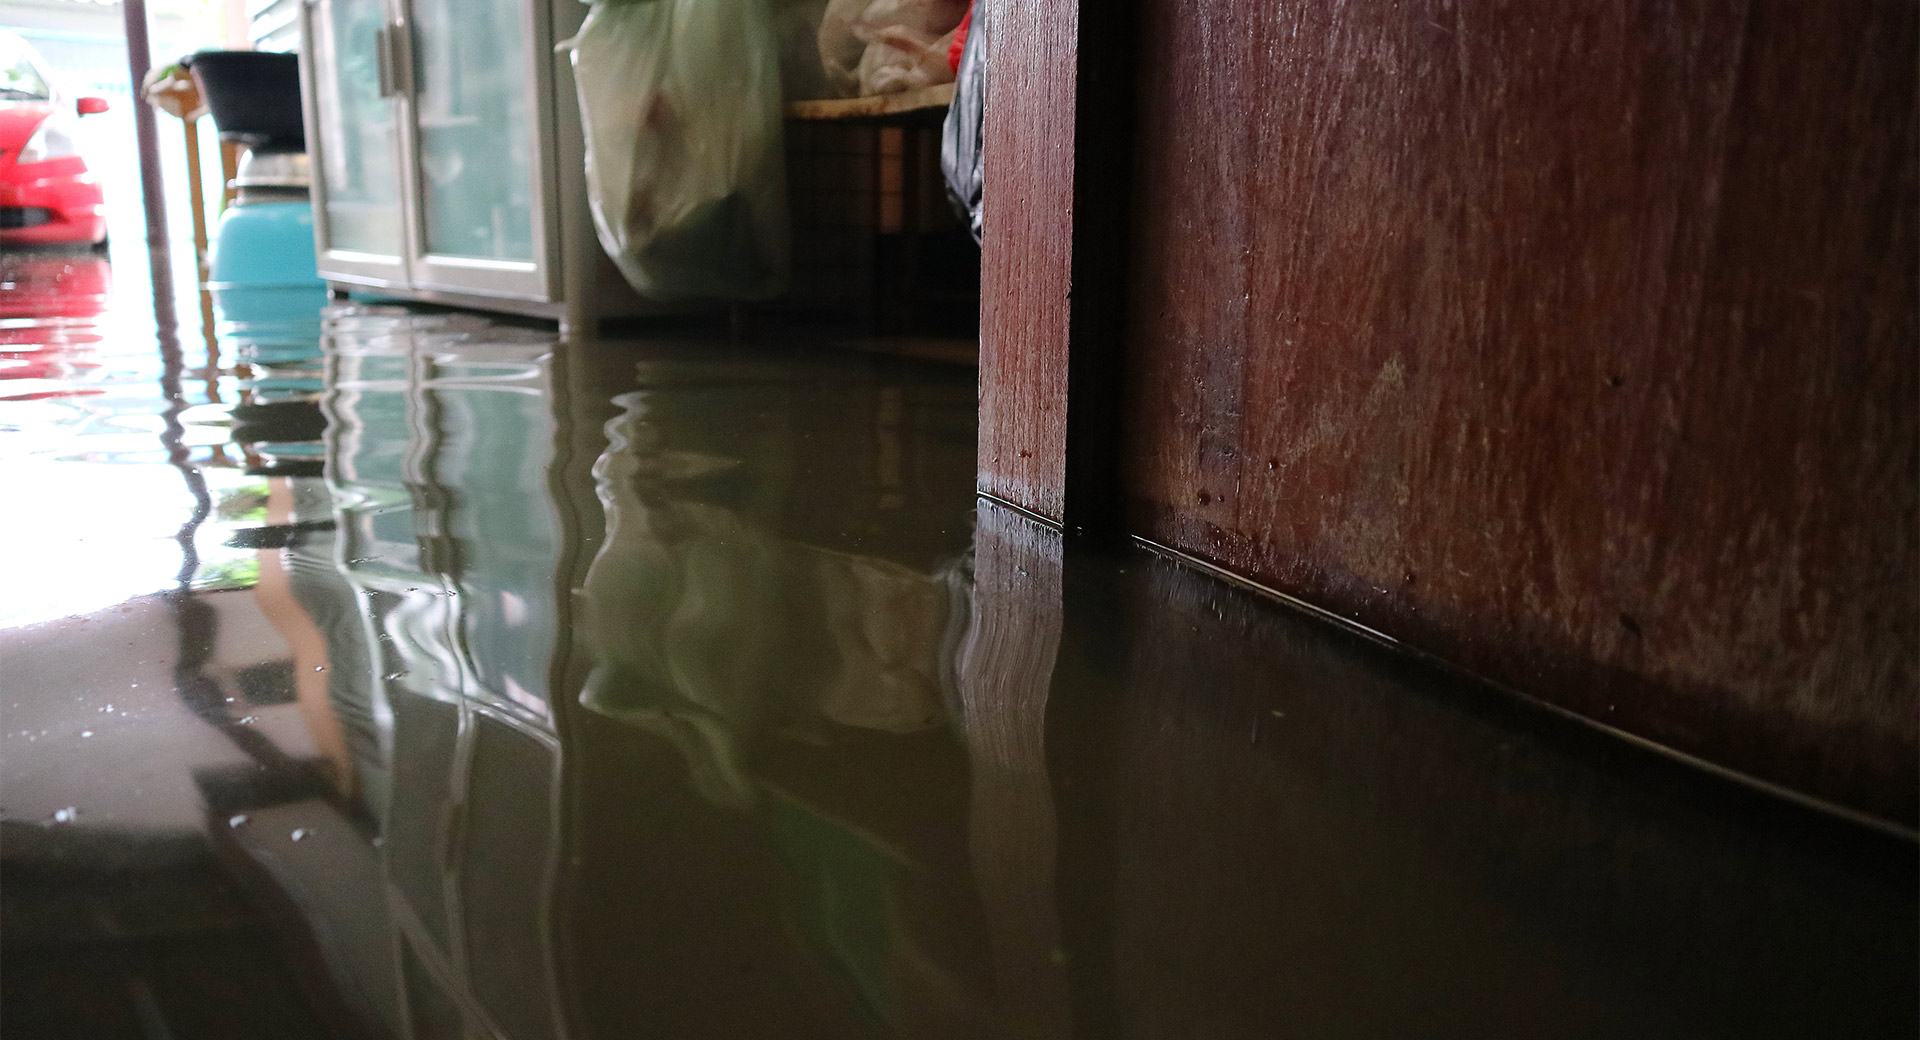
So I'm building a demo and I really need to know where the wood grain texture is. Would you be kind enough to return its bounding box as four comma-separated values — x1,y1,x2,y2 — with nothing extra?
977,0,1075,519
1119,0,1918,823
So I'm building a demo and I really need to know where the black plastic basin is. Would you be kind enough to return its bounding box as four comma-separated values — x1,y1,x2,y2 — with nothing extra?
184,50,304,152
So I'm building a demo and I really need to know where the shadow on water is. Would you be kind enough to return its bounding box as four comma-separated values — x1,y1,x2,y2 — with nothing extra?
0,276,1914,1038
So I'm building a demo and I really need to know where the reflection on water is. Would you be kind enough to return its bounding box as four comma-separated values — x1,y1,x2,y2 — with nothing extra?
1,295,1914,1039
321,313,567,1039
580,377,969,808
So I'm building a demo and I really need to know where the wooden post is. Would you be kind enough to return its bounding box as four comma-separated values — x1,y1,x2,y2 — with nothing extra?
976,0,1136,535
140,66,212,281
143,67,221,370
220,141,241,210
182,116,210,280
122,0,169,261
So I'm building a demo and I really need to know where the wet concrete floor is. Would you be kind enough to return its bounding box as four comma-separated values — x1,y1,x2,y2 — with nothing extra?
1,248,1915,1039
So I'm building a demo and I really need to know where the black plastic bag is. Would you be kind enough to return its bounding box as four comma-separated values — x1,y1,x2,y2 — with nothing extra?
940,4,983,244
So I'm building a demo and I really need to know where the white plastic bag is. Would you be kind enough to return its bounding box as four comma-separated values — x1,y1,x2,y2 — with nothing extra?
853,20,956,96
816,0,870,96
817,0,966,97
564,0,790,301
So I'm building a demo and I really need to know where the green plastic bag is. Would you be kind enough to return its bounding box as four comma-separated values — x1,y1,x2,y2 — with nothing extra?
564,0,790,301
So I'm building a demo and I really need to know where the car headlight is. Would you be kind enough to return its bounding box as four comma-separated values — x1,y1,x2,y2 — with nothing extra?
18,116,78,164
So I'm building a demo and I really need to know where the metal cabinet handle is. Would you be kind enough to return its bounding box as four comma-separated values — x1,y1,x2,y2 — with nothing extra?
375,26,391,97
374,21,413,99
388,19,414,99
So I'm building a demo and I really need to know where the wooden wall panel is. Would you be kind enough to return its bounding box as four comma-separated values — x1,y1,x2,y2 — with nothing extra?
1119,0,1918,823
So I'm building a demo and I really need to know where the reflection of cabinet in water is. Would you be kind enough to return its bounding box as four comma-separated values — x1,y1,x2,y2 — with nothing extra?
322,318,988,1036
323,319,567,1040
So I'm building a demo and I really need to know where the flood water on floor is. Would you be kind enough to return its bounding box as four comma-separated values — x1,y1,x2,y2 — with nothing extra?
1,249,1915,1039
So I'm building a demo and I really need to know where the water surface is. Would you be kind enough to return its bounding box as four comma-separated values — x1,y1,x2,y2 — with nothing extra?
1,269,1913,1039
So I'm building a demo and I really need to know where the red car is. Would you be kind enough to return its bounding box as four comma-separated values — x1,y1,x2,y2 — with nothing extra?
1,30,108,250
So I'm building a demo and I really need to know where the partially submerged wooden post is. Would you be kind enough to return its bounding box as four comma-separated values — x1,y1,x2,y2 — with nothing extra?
141,65,210,282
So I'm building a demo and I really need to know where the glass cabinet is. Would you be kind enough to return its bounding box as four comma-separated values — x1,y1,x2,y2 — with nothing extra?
298,0,566,306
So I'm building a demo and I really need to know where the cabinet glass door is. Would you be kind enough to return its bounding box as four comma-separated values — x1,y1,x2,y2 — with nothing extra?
400,0,553,300
300,0,409,285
